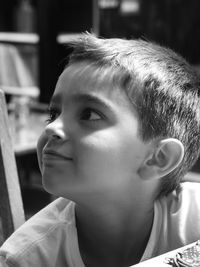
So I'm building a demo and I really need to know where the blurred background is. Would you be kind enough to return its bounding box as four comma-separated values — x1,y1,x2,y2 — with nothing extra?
0,0,200,219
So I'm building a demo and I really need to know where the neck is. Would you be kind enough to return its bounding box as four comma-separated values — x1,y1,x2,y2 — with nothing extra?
75,194,155,266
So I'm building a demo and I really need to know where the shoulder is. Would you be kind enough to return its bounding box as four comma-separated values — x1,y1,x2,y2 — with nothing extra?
158,182,200,243
159,181,200,210
0,198,75,266
17,197,74,232
178,182,200,211
181,181,200,196
147,182,200,258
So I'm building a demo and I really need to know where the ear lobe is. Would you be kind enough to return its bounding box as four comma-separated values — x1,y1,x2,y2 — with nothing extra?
138,138,184,180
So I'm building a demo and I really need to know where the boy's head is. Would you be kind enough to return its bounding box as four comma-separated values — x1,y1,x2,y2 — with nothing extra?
66,33,200,196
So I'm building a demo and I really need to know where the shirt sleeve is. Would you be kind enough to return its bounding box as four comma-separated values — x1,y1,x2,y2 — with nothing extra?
0,257,9,267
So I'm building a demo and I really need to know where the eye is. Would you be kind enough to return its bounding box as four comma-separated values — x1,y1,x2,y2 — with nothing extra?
46,107,60,123
80,108,102,121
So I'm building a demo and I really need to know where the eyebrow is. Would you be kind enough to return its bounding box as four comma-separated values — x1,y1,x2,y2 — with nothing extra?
72,94,113,109
51,93,113,112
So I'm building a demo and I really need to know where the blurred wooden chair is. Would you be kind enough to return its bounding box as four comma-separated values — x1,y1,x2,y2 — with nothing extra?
0,89,25,245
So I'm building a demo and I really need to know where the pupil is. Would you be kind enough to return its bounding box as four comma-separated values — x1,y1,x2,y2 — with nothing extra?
83,109,91,119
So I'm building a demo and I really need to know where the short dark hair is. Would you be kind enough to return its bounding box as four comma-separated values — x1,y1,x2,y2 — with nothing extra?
66,33,200,196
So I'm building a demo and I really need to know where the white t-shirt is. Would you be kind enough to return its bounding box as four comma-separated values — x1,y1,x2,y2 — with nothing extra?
0,182,200,267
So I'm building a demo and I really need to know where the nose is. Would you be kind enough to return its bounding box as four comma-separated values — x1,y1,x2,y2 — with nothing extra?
45,117,68,141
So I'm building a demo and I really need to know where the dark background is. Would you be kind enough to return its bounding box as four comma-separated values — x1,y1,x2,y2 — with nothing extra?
1,0,200,103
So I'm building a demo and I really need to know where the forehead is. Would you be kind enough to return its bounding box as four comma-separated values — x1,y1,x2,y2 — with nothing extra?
57,62,117,94
53,62,134,107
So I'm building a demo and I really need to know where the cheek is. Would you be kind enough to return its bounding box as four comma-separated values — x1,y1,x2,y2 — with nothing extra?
37,132,48,171
76,133,129,169
77,130,144,174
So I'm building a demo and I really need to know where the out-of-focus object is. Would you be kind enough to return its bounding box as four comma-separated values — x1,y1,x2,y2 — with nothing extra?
8,96,30,143
120,0,140,15
0,89,25,245
0,32,39,45
7,95,46,155
98,0,119,9
14,0,36,33
98,0,142,39
0,43,39,98
166,240,200,266
183,171,200,183
133,242,200,266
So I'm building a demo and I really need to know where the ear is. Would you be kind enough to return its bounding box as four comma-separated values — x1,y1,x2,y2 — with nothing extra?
138,138,184,180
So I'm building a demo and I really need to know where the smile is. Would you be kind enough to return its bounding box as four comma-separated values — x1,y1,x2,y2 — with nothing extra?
42,150,73,161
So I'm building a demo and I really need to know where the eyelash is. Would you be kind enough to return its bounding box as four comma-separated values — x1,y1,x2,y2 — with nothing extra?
46,107,60,124
80,108,103,121
45,107,104,125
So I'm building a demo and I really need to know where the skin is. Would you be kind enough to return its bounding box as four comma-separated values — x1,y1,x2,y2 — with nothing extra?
37,62,159,266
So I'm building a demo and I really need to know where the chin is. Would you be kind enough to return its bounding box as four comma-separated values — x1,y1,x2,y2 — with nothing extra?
41,171,57,194
42,181,62,198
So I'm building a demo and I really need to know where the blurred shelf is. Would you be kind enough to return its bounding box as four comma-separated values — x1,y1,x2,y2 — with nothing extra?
57,32,84,44
1,86,40,97
0,32,39,45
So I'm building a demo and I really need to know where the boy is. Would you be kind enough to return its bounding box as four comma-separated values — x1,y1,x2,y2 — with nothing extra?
1,33,200,267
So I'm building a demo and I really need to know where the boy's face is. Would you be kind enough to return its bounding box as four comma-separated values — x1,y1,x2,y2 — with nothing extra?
37,62,150,201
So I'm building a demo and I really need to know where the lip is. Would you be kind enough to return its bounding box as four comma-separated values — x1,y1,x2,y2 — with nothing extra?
42,149,73,161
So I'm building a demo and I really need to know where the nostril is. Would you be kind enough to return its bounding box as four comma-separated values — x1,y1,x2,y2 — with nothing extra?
45,125,68,141
45,118,69,141
52,134,61,140
45,127,55,137
45,128,60,139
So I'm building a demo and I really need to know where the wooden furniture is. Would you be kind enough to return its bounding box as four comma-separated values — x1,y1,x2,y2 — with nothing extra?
0,89,25,245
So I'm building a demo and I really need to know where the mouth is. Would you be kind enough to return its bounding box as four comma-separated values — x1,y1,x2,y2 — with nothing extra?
42,149,73,161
